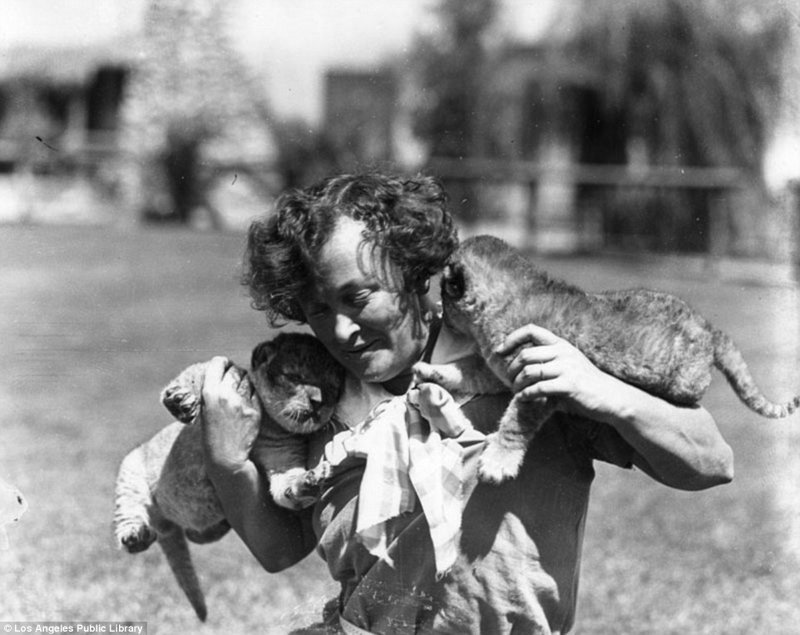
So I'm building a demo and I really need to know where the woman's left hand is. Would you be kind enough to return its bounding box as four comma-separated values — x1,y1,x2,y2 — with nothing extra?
497,324,735,490
496,324,621,421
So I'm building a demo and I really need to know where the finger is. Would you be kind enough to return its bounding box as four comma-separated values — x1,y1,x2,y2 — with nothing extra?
511,361,556,393
226,365,251,393
235,373,255,399
416,382,449,408
202,356,230,395
517,378,560,401
506,346,557,379
495,324,561,355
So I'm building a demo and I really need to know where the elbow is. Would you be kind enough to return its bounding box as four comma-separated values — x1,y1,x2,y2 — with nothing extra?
686,440,735,491
682,410,735,490
711,441,735,486
257,542,310,573
260,558,290,574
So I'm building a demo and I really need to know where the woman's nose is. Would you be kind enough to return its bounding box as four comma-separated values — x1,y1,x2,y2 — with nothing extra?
333,312,358,342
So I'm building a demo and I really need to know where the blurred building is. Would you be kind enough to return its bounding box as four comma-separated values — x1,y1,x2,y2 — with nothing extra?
0,0,796,263
0,9,279,230
0,43,130,163
323,69,397,169
0,42,134,223
423,5,799,263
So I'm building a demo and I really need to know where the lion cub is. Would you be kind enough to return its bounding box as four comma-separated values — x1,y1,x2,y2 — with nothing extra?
414,235,800,484
113,332,343,620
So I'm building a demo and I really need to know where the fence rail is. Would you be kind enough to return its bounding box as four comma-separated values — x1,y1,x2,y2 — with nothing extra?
424,156,761,258
425,157,751,190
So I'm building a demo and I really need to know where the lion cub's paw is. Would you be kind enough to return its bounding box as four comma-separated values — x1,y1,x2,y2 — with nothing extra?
291,463,331,504
412,361,448,387
161,383,201,424
160,362,209,423
119,523,158,554
270,464,330,511
477,435,524,485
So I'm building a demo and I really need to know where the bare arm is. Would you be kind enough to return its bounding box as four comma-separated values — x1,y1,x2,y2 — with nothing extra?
200,357,316,572
499,325,734,491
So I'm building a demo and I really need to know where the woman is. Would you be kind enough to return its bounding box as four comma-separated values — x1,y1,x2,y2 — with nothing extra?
200,173,733,634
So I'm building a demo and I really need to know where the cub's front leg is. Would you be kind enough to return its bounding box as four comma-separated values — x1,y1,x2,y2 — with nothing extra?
269,461,332,511
413,355,507,396
478,394,556,484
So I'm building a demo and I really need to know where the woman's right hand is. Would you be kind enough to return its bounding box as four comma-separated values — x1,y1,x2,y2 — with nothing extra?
200,356,261,473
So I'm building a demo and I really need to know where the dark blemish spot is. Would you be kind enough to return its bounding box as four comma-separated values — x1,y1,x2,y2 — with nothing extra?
35,136,58,151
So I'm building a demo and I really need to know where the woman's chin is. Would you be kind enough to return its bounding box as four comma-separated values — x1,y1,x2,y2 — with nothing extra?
352,363,410,391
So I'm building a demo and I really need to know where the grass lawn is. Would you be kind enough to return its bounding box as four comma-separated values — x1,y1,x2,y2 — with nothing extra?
1,224,798,634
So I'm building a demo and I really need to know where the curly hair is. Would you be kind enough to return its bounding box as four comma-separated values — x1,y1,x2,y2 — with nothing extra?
242,172,459,325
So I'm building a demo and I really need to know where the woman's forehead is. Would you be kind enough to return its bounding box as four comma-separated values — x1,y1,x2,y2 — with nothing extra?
306,217,400,295
314,217,370,275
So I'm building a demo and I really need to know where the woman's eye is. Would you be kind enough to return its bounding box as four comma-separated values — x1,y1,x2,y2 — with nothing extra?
345,291,371,307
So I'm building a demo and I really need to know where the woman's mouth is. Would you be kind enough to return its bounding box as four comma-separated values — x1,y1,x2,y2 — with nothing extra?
343,342,377,357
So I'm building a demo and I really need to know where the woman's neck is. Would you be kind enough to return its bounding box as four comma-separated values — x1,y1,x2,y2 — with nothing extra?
380,317,441,396
381,371,415,396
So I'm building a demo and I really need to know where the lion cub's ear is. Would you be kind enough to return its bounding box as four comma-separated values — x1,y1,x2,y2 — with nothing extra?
250,340,276,370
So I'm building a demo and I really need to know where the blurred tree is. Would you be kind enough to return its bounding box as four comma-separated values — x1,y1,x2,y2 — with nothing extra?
411,0,499,159
558,0,790,174
119,0,276,226
410,0,499,223
272,119,340,190
552,0,792,252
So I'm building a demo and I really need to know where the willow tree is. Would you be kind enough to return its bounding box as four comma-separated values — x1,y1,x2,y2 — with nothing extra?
551,0,791,251
558,0,789,173
408,0,499,223
411,0,499,159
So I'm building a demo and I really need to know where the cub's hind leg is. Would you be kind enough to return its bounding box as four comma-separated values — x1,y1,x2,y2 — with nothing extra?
113,447,158,553
478,394,555,484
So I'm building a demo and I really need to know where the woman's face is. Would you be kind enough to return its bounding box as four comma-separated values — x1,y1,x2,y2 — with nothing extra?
299,216,430,393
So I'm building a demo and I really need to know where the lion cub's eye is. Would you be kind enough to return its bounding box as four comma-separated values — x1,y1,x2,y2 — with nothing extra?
441,265,465,299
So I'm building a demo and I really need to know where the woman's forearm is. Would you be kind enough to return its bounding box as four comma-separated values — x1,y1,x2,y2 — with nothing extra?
199,357,317,572
497,324,734,491
206,459,316,572
597,377,734,490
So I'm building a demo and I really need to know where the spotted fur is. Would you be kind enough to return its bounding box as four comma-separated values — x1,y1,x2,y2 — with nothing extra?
415,235,799,484
113,332,343,620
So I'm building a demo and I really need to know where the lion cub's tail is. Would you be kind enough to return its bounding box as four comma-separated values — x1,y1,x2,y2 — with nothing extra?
158,523,208,622
113,449,207,621
712,328,800,418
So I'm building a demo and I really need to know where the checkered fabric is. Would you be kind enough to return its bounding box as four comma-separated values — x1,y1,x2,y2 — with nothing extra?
324,390,484,577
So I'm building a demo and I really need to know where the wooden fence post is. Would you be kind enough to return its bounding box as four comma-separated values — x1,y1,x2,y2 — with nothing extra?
706,189,730,272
